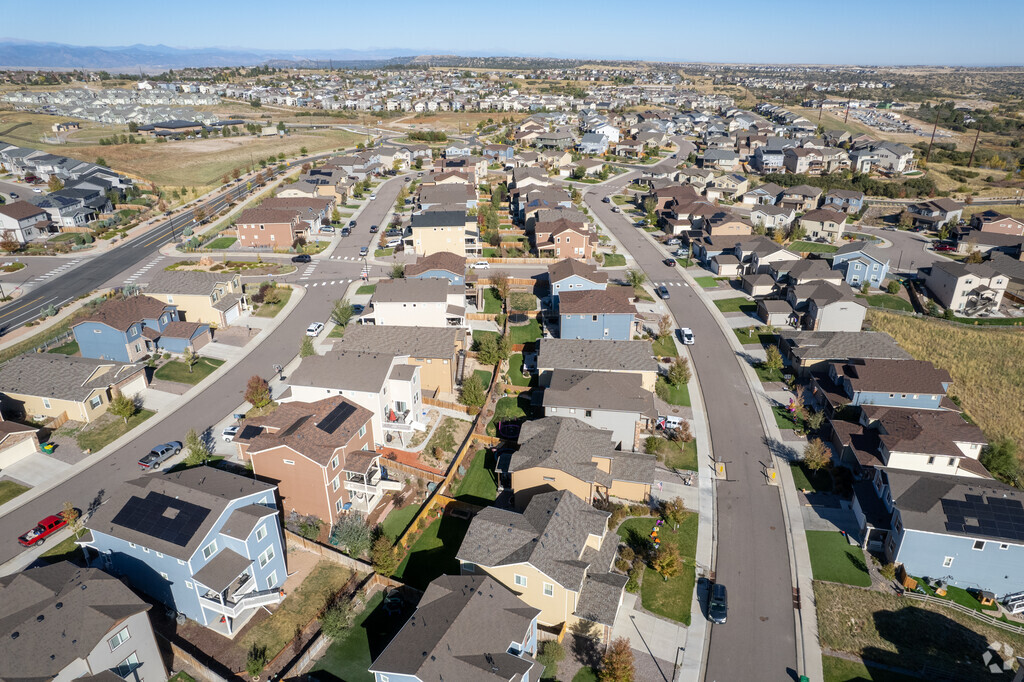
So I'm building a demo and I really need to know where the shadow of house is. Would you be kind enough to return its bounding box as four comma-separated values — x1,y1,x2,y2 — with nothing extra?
398,514,471,591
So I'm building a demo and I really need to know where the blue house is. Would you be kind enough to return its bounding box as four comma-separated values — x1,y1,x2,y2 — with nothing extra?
812,359,952,412
854,468,1024,598
73,294,211,362
483,144,515,163
444,143,473,157
369,575,540,682
559,287,636,341
79,467,287,637
832,241,890,289
823,189,865,214
405,251,466,285
548,258,608,304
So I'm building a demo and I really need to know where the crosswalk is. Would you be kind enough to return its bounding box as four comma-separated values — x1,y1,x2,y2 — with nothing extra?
33,259,82,282
653,281,688,288
122,256,164,285
304,279,355,288
299,262,319,280
330,255,365,260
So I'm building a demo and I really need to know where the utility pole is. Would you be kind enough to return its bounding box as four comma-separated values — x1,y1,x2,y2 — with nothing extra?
967,126,982,169
924,105,942,165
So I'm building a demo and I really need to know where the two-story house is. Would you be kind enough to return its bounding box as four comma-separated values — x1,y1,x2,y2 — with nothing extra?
968,210,1024,236
537,339,658,392
235,207,307,249
79,468,287,636
362,277,465,328
456,491,628,644
750,204,796,234
924,261,1007,315
335,324,465,397
778,330,913,378
548,259,608,303
810,358,953,414
143,270,247,326
369,575,539,682
558,287,637,340
72,295,210,362
0,562,166,682
405,251,466,285
779,185,823,213
823,189,865,214
0,201,49,243
907,198,963,230
409,209,479,257
831,241,890,289
482,144,516,164
534,218,594,260
799,208,848,243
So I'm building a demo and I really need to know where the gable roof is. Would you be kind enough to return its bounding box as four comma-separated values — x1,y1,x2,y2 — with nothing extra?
411,210,468,228
558,287,635,315
335,325,459,359
406,251,467,278
76,295,171,331
236,397,373,466
141,270,236,296
537,339,657,373
0,201,49,221
779,331,912,363
0,354,144,402
373,277,455,304
838,359,951,395
236,207,301,225
548,259,607,285
290,351,395,393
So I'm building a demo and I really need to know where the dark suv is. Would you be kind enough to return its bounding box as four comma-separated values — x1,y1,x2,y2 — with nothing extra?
708,583,728,624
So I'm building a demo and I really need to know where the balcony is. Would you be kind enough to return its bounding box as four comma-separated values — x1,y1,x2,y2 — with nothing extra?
200,588,283,618
383,409,425,433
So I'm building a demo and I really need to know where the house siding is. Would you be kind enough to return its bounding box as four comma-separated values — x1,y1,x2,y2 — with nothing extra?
409,270,465,285
543,406,640,449
850,389,944,410
559,312,633,341
833,252,890,288
893,528,1024,597
462,561,577,629
551,275,606,303
80,610,166,682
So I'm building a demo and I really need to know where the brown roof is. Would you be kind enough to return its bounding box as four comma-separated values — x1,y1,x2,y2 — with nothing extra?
76,295,171,331
236,208,300,226
406,251,466,278
239,397,373,467
260,196,332,213
862,405,987,458
559,287,636,315
839,359,952,396
800,208,847,224
538,218,588,239
548,259,608,284
0,201,48,221
161,320,206,339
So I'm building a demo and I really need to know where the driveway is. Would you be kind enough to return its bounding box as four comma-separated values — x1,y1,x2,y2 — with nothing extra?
610,592,685,682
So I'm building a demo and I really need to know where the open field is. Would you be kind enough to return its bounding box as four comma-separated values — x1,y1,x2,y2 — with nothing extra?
963,204,1024,221
391,111,524,133
868,310,1024,452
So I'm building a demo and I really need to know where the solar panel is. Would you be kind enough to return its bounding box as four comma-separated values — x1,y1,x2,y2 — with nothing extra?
111,492,210,547
316,402,356,435
280,415,311,438
942,495,1024,543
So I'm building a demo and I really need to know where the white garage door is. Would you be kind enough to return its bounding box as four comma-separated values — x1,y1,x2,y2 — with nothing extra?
118,375,148,398
224,303,240,325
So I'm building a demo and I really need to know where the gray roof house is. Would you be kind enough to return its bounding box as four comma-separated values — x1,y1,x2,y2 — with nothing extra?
537,339,658,392
779,330,912,376
542,370,657,450
369,575,540,682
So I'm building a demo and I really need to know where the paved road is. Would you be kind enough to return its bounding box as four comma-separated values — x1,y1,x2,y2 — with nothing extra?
0,175,405,568
584,176,798,681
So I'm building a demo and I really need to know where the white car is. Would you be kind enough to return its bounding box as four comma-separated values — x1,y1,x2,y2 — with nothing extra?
472,261,490,270
306,322,325,337
32,188,42,194
222,425,240,442
679,327,695,345
369,193,377,200
385,238,402,248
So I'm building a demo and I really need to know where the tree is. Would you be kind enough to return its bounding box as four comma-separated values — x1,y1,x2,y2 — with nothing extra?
803,438,831,471
319,601,353,639
300,146,308,155
333,514,372,557
108,393,138,424
95,157,107,167
61,501,83,538
245,375,271,408
667,357,691,387
390,262,405,279
624,269,647,289
476,334,506,366
331,299,354,327
966,249,983,264
897,210,913,229
232,167,241,180
658,314,672,339
981,437,1020,484
183,428,211,466
599,637,635,682
886,280,901,295
183,347,199,373
0,230,19,254
459,374,486,407
651,544,681,582
300,336,315,358
246,644,267,678
48,176,64,192
763,345,784,374
661,497,686,531
370,535,400,575
537,641,566,680
490,270,511,302
642,196,657,214
806,410,825,432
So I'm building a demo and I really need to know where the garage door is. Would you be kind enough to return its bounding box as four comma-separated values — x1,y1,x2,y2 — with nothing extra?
118,374,148,398
191,330,211,350
224,303,240,325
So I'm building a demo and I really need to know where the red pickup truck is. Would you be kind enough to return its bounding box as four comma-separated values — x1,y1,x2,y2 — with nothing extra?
18,513,70,547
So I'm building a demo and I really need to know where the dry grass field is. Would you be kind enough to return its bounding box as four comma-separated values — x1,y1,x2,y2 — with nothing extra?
868,311,1024,452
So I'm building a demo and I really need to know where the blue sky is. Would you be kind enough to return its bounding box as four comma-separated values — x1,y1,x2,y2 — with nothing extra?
5,0,1022,65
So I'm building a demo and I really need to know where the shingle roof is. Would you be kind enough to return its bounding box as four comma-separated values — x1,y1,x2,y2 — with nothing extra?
544,370,656,418
373,277,455,304
537,339,657,373
290,351,395,393
862,406,987,458
779,331,912,362
406,251,466,278
558,287,635,315
237,397,373,467
800,208,847,224
0,354,145,402
0,201,49,221
839,359,951,395
192,548,252,592
411,210,467,228
143,270,237,296
236,208,300,225
548,259,607,285
219,504,276,541
76,295,171,331
335,325,459,359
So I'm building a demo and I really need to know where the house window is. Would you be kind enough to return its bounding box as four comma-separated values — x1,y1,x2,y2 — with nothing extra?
115,652,140,678
267,571,278,589
90,396,103,409
332,477,340,492
141,547,150,554
943,556,954,568
167,295,174,304
178,559,185,565
42,398,51,409
514,574,527,588
202,540,217,560
927,456,935,465
336,499,344,513
128,542,136,549
358,425,366,438
108,627,130,651
259,546,275,568
283,459,295,465
1000,544,1010,550
973,540,985,551
543,476,556,482
155,552,163,558
948,458,956,466
185,581,193,589
592,315,598,321
463,562,476,573
159,572,169,580
332,456,339,469
256,525,267,542
585,410,592,418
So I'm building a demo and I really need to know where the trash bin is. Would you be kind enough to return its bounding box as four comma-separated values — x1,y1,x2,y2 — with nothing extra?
41,442,56,454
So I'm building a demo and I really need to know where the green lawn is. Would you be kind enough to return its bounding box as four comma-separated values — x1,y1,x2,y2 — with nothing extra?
602,254,626,267
253,287,292,318
311,592,387,682
651,334,678,358
453,449,498,506
47,339,79,355
356,284,376,295
472,329,500,349
487,395,531,436
806,531,871,587
380,503,421,542
327,324,346,338
754,362,785,383
205,237,236,249
509,320,541,344
791,462,833,493
694,276,718,288
482,288,502,314
790,240,839,253
714,297,757,314
39,534,85,564
618,514,698,625
76,409,155,453
773,404,801,430
611,195,631,205
167,673,198,682
734,326,778,347
153,357,224,385
393,515,471,590
0,480,29,506
507,353,532,387
861,293,914,312
655,437,698,471
571,668,598,682
374,248,394,257
676,257,695,268
913,578,1000,614
656,377,690,407
483,247,499,257
822,656,918,682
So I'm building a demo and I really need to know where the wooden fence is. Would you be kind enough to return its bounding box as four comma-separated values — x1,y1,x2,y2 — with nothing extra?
159,634,229,682
467,312,499,321
379,456,446,484
481,256,559,265
423,395,474,414
284,529,375,572
470,276,537,287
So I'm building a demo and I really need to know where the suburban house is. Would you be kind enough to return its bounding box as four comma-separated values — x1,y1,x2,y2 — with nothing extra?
786,281,867,332
740,182,784,206
710,253,742,276
823,189,865,214
907,198,963,230
700,148,739,171
235,207,306,249
779,185,822,213
924,261,1007,315
854,468,1024,597
541,368,657,448
73,295,210,362
259,196,333,228
369,575,539,682
0,562,166,682
799,208,848,243
79,467,287,637
548,259,608,303
482,144,516,164
741,273,777,297
772,259,844,286
335,325,465,397
509,414,655,508
456,491,627,643
748,241,801,275
849,141,915,174
143,270,247,326
234,396,399,519
0,354,148,425
750,204,796,233
537,339,658,392
0,418,39,470
810,359,953,413
287,351,424,448
702,210,753,238
362,277,466,328
579,133,610,155
968,210,1024,236
0,201,49,243
778,330,912,377
534,218,594,260
406,251,466,285
408,210,479,257
558,288,637,341
832,241,891,289
418,184,478,211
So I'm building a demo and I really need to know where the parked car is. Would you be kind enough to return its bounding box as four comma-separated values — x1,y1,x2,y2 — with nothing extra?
306,322,325,337
359,246,369,256
351,304,365,314
340,227,351,237
138,441,183,470
657,285,670,299
663,258,676,267
666,238,681,246
320,225,335,233
349,220,357,228
934,244,956,252
370,193,377,200
18,512,76,547
673,248,688,257
8,193,17,199
386,238,402,248
291,254,312,263
404,177,412,182
222,425,240,442
602,196,612,204
612,206,622,213
370,225,379,233
679,327,695,345
472,261,490,270
32,188,42,194
708,583,728,624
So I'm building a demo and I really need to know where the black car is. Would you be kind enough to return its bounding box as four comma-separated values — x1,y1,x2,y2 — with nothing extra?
348,220,357,228
340,227,351,236
369,225,379,233
8,193,17,199
291,254,312,263
663,258,676,266
708,583,728,624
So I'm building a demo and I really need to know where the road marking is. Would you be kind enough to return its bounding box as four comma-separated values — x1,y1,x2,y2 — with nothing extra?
33,258,83,282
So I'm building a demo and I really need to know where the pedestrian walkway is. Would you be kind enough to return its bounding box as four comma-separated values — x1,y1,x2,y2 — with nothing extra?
298,261,318,280
304,278,354,288
122,255,165,285
32,258,82,283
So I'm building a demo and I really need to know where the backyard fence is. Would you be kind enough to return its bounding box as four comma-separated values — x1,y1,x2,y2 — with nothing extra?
901,591,1024,635
284,529,375,573
159,633,230,682
379,456,446,484
423,396,473,414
